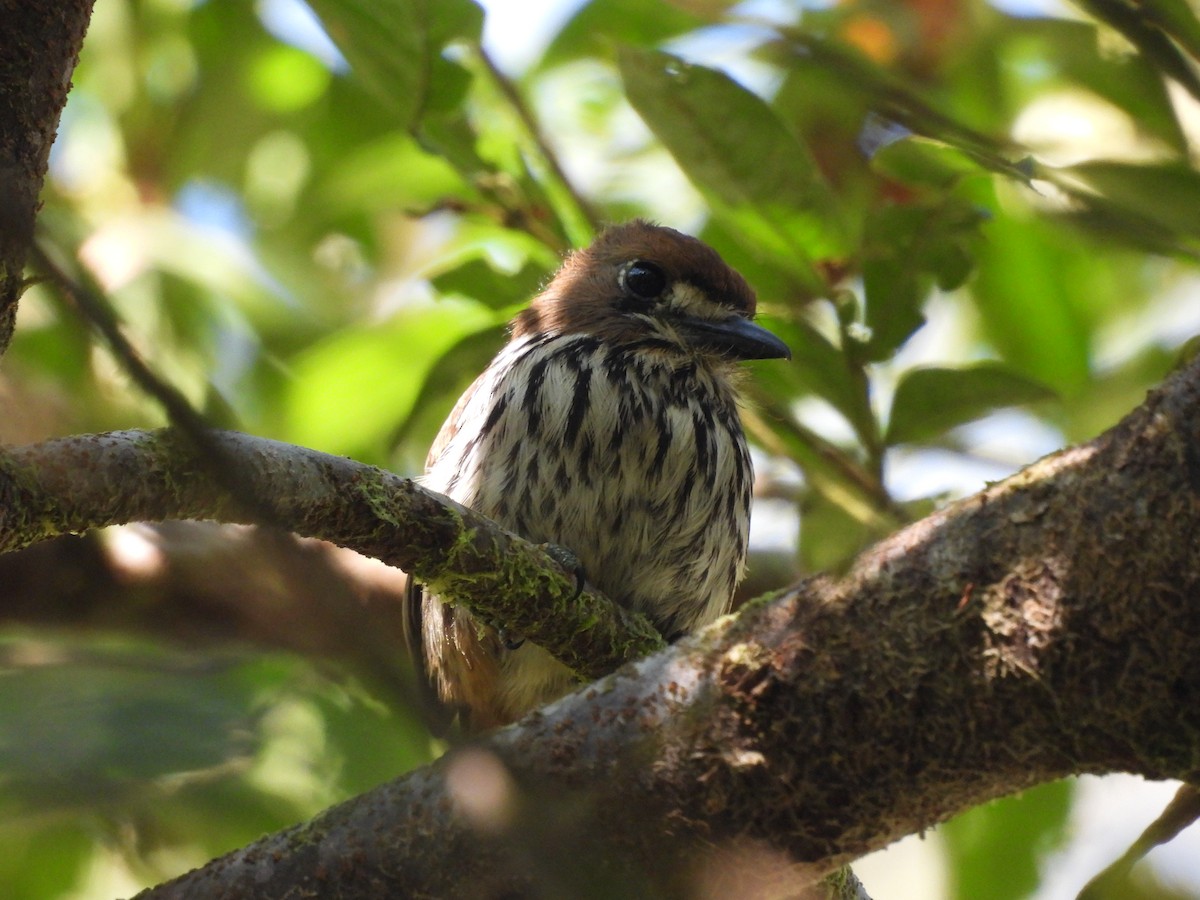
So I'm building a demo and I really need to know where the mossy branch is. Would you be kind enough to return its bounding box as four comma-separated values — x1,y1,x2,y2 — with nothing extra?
0,428,664,680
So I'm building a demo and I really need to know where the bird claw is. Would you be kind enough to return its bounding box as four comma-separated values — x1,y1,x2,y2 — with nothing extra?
541,542,586,601
498,628,525,651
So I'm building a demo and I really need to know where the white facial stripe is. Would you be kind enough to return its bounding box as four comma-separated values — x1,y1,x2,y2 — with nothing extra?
666,282,724,321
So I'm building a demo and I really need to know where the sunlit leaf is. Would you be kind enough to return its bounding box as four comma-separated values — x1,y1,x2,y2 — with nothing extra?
285,300,498,459
247,44,332,113
0,821,92,899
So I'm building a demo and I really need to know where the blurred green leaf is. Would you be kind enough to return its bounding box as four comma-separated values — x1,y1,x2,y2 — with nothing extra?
1141,0,1200,62
929,240,976,292
317,683,434,792
1052,203,1200,259
0,650,266,794
247,44,332,113
697,219,808,306
0,821,92,900
418,106,491,178
886,363,1056,446
862,254,925,364
1065,161,1200,242
315,133,476,218
990,16,1188,153
538,0,707,70
412,10,489,178
871,135,988,191
432,258,548,309
777,32,1027,179
747,378,898,537
1074,0,1200,101
619,48,848,292
428,0,484,44
970,212,1094,393
942,780,1073,900
1059,343,1178,441
391,322,508,464
5,299,92,388
304,0,423,123
285,300,498,459
860,200,986,362
305,0,482,129
0,632,433,894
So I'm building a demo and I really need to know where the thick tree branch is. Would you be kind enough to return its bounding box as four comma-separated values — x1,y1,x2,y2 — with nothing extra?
124,352,1200,898
0,428,664,680
0,0,95,354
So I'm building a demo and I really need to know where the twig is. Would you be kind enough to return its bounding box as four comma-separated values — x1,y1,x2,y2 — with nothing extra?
476,43,602,238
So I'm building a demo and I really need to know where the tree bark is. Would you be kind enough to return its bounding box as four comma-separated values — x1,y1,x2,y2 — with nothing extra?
0,0,95,354
0,343,1189,898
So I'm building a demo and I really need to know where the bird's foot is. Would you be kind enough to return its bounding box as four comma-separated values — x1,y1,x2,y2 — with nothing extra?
541,542,586,601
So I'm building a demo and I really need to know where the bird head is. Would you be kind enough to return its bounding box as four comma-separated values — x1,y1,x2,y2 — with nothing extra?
513,221,791,362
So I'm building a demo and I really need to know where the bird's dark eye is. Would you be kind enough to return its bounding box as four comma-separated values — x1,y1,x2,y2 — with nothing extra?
621,260,667,300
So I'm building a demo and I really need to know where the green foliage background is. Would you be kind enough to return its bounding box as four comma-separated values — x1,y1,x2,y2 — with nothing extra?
4,0,1200,896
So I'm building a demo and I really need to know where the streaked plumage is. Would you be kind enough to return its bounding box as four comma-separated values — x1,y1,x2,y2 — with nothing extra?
406,221,788,729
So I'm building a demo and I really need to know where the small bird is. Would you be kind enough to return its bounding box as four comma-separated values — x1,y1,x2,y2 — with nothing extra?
406,221,790,730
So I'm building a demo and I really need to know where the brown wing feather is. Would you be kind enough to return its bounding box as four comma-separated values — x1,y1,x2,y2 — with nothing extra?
424,366,489,469
403,365,506,734
401,575,456,735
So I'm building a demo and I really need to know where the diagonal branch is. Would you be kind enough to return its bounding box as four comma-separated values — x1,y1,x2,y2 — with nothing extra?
0,428,663,680
123,349,1200,897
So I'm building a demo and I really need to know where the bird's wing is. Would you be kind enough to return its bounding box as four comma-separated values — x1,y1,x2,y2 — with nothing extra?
424,365,489,470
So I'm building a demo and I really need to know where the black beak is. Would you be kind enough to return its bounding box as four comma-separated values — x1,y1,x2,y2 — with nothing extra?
677,314,792,361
